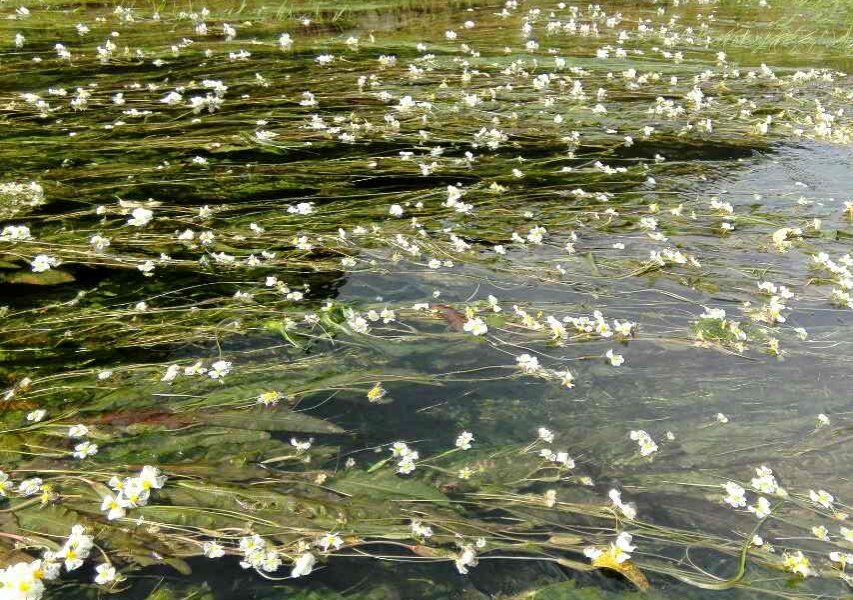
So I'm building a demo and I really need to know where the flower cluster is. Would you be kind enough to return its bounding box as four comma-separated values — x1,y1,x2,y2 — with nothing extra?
101,465,167,520
390,441,419,474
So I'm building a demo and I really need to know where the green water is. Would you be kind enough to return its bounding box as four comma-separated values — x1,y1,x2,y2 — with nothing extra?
1,0,852,598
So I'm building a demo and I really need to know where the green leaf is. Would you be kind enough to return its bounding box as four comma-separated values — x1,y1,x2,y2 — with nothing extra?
197,408,344,434
2,269,75,285
328,470,449,503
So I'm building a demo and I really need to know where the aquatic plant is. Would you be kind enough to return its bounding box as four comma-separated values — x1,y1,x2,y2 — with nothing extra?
1,0,852,598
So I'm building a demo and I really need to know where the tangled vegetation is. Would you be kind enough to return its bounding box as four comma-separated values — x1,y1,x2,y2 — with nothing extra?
1,0,852,598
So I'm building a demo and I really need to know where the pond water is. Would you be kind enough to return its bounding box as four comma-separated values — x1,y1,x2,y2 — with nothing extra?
1,0,852,599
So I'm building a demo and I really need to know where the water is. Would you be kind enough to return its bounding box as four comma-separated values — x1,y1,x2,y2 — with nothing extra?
1,0,852,599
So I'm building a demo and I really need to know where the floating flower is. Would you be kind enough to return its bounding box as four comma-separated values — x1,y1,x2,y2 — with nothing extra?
367,382,387,403
605,349,624,366
584,532,636,565
317,532,343,552
94,563,118,585
456,431,474,450
203,541,225,558
809,489,834,509
463,317,488,336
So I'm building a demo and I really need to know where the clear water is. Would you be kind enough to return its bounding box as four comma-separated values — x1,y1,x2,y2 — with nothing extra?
1,0,852,599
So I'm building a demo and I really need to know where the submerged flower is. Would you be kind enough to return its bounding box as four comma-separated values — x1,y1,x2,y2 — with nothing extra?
750,466,780,495
516,354,541,373
782,551,811,577
809,489,834,509
291,552,315,577
748,497,772,519
605,349,624,366
723,481,747,508
629,430,657,456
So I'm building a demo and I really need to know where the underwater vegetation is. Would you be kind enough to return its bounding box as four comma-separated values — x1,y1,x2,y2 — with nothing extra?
1,0,853,598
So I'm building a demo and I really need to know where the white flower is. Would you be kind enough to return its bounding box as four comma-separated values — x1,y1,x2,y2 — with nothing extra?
411,519,433,538
208,360,232,379
583,547,603,561
612,532,636,563
26,409,46,423
629,430,657,456
291,438,312,451
538,427,555,443
555,369,575,388
608,489,637,520
127,207,153,226
60,525,94,571
203,541,225,558
750,466,779,494
18,478,43,496
161,364,180,382
31,254,60,273
73,441,98,459
137,465,167,490
0,562,45,600
463,317,488,336
94,563,118,584
69,424,89,438
809,489,834,509
398,458,417,474
101,494,126,520
516,354,541,373
317,532,343,552
455,546,478,574
291,552,316,577
748,497,772,518
456,431,474,450
0,472,13,497
1,225,32,241
605,349,624,366
723,481,746,508
782,550,812,577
